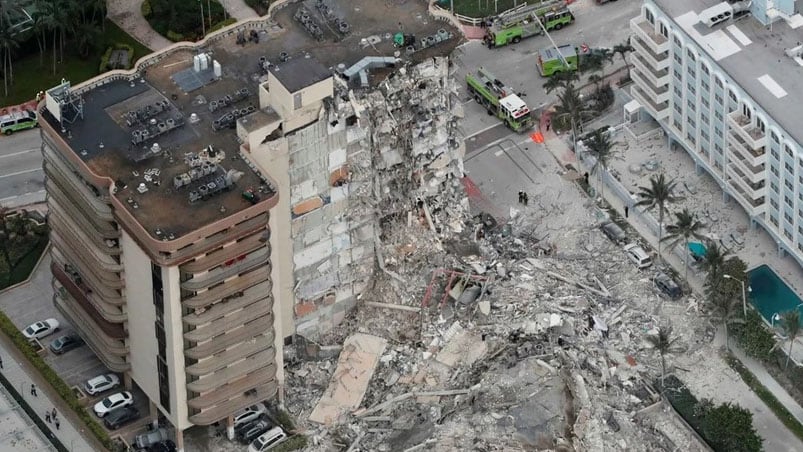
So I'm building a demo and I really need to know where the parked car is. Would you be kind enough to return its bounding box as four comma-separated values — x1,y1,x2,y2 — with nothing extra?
104,406,139,430
654,272,682,299
49,333,84,354
84,374,121,396
0,110,38,135
600,221,627,244
623,243,653,269
239,419,272,444
22,318,59,340
233,403,267,429
148,441,176,452
94,391,134,417
248,427,287,452
135,427,169,449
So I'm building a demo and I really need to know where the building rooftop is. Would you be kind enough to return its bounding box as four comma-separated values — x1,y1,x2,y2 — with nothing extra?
651,0,803,144
40,0,458,241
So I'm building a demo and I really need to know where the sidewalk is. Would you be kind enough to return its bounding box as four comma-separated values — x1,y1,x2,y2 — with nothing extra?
0,337,98,452
541,132,803,446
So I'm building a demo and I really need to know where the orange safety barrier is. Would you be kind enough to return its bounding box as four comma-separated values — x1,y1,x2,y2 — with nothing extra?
530,132,544,143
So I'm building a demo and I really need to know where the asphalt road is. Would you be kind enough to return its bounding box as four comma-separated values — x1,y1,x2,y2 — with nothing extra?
454,0,641,139
0,128,45,207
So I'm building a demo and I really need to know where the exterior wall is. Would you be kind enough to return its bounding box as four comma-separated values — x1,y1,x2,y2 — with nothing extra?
121,229,159,408
266,73,334,132
636,0,803,266
162,265,190,430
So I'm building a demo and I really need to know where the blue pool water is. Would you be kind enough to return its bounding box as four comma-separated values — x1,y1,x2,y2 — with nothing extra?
748,265,803,326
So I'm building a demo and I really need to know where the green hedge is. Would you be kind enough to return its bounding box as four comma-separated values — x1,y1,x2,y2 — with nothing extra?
245,0,271,16
166,30,185,42
0,311,113,449
726,354,803,442
210,17,238,33
731,309,777,359
141,0,152,17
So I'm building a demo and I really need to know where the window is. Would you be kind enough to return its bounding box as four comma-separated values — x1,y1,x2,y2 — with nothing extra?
772,149,779,160
659,22,668,37
785,229,793,240
785,179,794,191
786,195,794,208
674,85,682,97
771,181,779,192
786,212,794,223
701,64,710,75
786,145,794,159
714,110,723,121
674,54,682,65
674,102,682,114
715,77,723,88
688,67,696,78
688,83,696,95
728,89,737,102
771,132,779,144
157,357,170,413
647,9,655,24
701,114,709,125
701,129,709,141
701,81,709,92
687,99,696,112
771,215,779,226
771,166,779,177
714,94,723,105
702,97,709,108
293,92,303,110
715,127,722,137
686,48,696,61
742,104,752,119
771,198,779,209
715,142,723,153
785,162,794,174
673,118,682,130
687,132,696,144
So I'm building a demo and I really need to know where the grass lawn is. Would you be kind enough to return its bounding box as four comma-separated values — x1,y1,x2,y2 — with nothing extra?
0,20,152,107
450,0,540,18
0,238,48,290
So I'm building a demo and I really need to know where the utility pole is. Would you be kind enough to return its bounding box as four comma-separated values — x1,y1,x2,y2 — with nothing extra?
199,0,206,37
533,9,570,68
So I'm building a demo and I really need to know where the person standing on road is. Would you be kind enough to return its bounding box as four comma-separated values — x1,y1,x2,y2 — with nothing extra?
30,384,37,397
0,355,3,369
45,411,51,423
51,408,57,420
54,419,59,430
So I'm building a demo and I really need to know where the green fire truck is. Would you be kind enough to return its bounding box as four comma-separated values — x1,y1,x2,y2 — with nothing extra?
536,44,600,76
484,0,575,48
465,67,533,133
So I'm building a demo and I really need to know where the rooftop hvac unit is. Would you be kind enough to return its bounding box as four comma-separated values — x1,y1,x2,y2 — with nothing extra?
701,2,734,27
213,60,222,78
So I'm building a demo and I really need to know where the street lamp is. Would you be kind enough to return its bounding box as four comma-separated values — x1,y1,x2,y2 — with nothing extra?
723,274,748,317
772,313,781,328
199,0,206,37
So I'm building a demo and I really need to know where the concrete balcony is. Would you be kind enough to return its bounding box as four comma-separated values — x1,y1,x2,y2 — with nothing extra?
631,68,669,104
43,148,113,221
49,212,121,266
727,111,768,150
51,249,125,304
726,131,768,167
184,301,271,343
181,247,271,292
54,288,129,373
187,358,276,394
46,185,119,239
168,214,268,264
726,147,767,185
630,17,669,55
630,36,670,72
726,166,768,217
630,85,670,121
182,269,271,310
630,53,669,86
184,317,274,361
187,370,276,411
188,379,277,425
186,341,273,377
50,231,124,290
181,234,269,273
52,262,127,323
183,281,272,326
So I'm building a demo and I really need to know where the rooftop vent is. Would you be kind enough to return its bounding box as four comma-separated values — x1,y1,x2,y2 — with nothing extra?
701,2,734,27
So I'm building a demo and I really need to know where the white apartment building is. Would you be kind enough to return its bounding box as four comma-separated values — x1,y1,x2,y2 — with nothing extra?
630,0,803,264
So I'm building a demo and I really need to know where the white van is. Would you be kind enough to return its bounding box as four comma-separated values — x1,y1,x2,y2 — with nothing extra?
624,243,653,269
248,427,287,452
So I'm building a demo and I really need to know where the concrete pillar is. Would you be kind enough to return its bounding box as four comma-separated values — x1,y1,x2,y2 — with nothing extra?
123,373,133,391
695,161,703,175
149,400,159,429
750,217,758,230
722,191,730,203
778,242,786,258
226,415,235,440
175,428,184,452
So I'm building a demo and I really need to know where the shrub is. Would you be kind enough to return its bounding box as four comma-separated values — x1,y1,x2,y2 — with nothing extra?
210,17,238,33
245,0,271,16
731,309,776,360
0,311,112,449
147,0,227,40
271,435,308,452
98,47,113,73
141,0,152,18
99,43,136,73
166,30,185,42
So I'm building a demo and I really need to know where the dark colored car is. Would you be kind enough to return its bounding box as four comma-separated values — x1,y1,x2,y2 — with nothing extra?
600,221,627,244
654,272,682,299
49,333,84,354
104,407,139,430
148,440,177,452
239,419,272,444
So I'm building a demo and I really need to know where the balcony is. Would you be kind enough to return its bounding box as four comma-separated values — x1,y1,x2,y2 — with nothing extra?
630,16,669,54
727,111,768,150
726,147,767,184
52,262,127,322
185,317,274,360
184,302,272,343
630,85,669,120
630,53,669,86
726,131,768,167
51,249,125,304
54,289,130,373
182,268,271,309
50,231,124,290
630,68,669,104
181,247,271,292
166,214,268,265
186,341,273,377
42,154,113,222
46,185,119,239
49,211,122,266
188,359,276,394
183,281,272,326
181,234,269,273
188,379,277,425
630,36,670,72
726,167,768,217
187,370,276,410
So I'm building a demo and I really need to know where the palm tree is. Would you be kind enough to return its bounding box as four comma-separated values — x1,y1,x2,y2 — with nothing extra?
553,83,595,146
645,323,680,383
584,128,617,199
662,208,706,283
709,292,743,350
701,242,729,303
635,173,682,261
542,70,579,94
0,207,47,285
782,310,801,370
612,40,635,78
0,14,20,97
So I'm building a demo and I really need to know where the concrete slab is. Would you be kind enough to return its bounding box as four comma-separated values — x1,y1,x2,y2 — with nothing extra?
308,333,388,425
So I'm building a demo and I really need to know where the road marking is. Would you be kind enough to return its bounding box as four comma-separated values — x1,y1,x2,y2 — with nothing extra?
0,148,38,159
0,190,46,203
465,122,504,140
494,150,504,157
0,168,42,179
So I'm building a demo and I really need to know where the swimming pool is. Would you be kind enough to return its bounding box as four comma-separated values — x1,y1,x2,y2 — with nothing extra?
748,265,803,326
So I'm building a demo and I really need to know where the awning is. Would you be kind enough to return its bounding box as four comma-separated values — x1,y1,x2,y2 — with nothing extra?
688,242,707,258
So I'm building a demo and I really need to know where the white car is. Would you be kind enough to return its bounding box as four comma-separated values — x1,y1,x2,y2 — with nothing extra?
234,403,267,428
84,374,121,396
93,391,134,417
248,427,287,452
623,243,653,269
22,318,60,340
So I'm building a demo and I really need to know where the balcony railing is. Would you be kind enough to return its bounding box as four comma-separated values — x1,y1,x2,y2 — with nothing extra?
186,342,273,377
630,85,669,120
727,111,768,149
187,359,276,394
726,131,768,166
181,247,270,291
187,371,276,411
184,317,274,360
630,36,670,71
181,234,269,273
183,280,272,326
726,164,767,197
630,17,669,54
631,68,669,104
184,302,272,343
188,379,277,425
726,144,767,182
630,53,669,86
182,268,271,309
52,262,127,322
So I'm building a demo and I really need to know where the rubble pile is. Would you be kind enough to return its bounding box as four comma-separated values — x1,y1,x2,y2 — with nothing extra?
283,60,717,451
